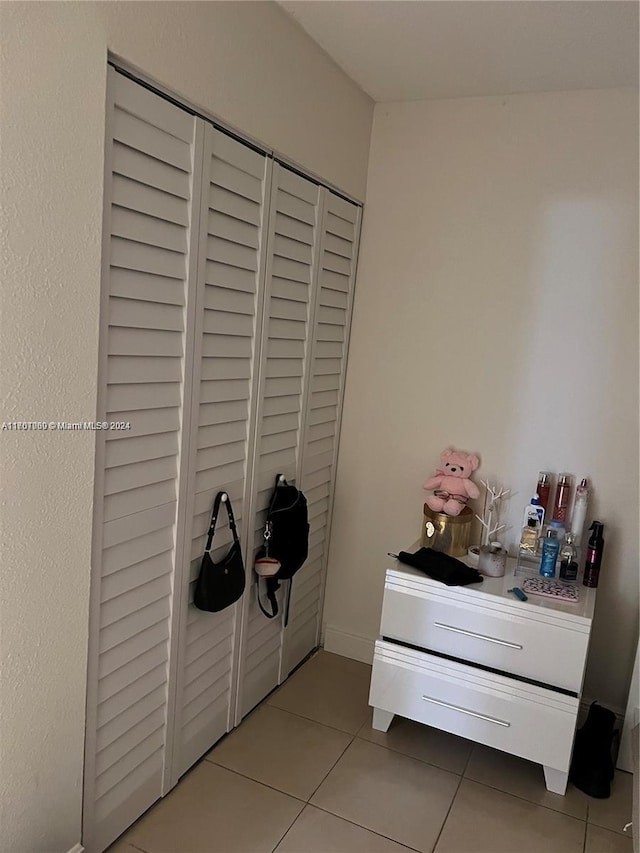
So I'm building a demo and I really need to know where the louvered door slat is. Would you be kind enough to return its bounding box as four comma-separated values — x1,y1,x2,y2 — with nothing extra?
111,236,186,280
274,212,314,245
83,70,200,853
111,206,187,253
110,268,186,306
238,165,322,720
112,175,189,227
112,143,191,200
110,296,184,331
170,126,269,783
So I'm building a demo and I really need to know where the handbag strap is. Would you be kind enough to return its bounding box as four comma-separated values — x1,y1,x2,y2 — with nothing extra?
205,491,239,553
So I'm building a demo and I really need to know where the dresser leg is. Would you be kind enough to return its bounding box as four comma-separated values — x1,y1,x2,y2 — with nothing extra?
372,708,394,732
543,766,569,795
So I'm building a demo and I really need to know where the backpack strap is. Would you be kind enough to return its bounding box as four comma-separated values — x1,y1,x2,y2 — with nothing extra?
256,576,294,625
283,577,293,627
256,576,279,619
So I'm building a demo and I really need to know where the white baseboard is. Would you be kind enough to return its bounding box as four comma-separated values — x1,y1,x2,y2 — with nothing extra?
67,844,84,853
323,625,375,665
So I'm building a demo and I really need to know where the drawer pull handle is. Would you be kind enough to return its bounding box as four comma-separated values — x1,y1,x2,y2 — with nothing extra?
421,695,511,727
434,622,523,650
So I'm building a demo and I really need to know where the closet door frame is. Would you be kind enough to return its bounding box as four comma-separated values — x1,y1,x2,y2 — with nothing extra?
82,73,118,853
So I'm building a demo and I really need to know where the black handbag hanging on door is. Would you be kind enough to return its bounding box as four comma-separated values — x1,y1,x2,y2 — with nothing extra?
194,491,245,612
254,475,309,625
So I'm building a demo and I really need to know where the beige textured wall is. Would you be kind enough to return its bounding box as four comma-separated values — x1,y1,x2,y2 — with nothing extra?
326,89,639,712
0,3,372,850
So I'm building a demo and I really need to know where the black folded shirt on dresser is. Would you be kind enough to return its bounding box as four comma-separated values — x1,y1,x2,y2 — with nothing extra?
396,547,483,586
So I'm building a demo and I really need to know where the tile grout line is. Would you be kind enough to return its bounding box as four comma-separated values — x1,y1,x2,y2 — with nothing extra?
268,803,308,853
202,760,309,804
582,812,588,853
461,744,590,826
460,775,589,824
306,802,423,853
306,732,356,801
263,699,369,737
461,742,475,777
586,818,634,838
429,769,465,853
352,731,471,776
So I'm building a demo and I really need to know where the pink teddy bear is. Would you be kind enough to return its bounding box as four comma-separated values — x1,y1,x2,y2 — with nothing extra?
423,448,480,516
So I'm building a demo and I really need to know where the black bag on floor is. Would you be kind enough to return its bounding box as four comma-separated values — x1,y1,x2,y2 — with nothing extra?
194,491,245,612
569,701,618,798
255,475,309,625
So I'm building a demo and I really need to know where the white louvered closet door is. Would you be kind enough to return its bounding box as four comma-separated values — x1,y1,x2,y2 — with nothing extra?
169,127,270,781
283,191,361,676
236,165,323,720
83,69,201,853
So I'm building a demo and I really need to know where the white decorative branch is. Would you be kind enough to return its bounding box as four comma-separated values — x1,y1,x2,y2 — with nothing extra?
475,480,512,547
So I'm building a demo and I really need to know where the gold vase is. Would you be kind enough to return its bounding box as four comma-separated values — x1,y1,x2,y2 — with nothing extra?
421,504,472,557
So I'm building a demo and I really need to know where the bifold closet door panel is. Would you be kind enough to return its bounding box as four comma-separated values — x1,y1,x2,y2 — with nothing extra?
83,69,201,853
169,127,270,781
284,192,361,676
236,165,323,720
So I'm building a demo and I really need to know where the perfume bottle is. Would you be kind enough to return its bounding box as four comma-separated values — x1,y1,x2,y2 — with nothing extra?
519,518,539,556
571,478,589,547
552,473,572,524
559,532,578,581
536,472,552,515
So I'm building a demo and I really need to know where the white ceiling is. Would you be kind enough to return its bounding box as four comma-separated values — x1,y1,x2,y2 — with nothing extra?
278,1,639,102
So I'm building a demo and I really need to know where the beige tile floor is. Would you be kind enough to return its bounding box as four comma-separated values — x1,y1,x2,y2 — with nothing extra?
110,651,634,853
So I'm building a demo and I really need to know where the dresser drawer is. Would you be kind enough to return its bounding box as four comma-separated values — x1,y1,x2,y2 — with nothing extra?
380,576,589,692
370,640,578,771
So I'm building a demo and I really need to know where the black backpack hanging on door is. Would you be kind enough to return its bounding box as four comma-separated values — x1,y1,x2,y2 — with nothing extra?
254,475,309,625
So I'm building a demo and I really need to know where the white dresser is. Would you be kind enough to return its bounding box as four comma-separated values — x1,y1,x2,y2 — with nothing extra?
369,547,597,794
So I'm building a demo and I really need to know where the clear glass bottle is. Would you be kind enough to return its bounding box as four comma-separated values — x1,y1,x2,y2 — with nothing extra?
552,473,572,523
548,519,566,546
536,472,552,515
559,531,578,581
571,478,589,547
519,518,539,556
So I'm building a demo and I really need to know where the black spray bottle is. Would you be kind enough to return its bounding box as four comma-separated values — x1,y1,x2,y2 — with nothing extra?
583,521,605,588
